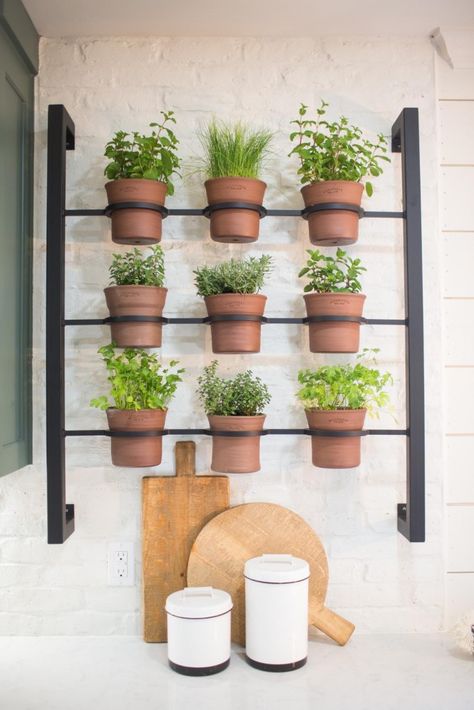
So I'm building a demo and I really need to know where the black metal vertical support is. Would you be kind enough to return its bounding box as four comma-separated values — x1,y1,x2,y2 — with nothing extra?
46,105,75,543
392,108,425,542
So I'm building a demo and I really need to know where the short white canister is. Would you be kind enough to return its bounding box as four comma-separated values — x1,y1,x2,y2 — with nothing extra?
244,554,310,671
165,586,232,676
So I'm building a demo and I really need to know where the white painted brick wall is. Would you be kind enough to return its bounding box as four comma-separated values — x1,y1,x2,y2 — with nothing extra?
0,35,443,635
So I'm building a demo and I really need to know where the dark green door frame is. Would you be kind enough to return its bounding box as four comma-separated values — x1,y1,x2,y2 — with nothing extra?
0,0,38,477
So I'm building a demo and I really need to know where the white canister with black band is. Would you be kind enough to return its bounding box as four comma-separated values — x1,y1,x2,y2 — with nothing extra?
165,587,232,675
244,554,310,671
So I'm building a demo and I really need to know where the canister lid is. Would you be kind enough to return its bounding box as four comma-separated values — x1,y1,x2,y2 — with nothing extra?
165,587,233,619
244,554,310,583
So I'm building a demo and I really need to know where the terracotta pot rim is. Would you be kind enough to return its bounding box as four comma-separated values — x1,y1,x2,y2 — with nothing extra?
107,407,168,414
301,180,363,190
104,285,168,293
105,178,167,189
208,414,266,420
204,293,267,302
305,408,367,413
303,292,366,300
205,176,267,189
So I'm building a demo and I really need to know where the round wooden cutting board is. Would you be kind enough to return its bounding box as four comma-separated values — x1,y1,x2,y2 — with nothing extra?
187,502,355,646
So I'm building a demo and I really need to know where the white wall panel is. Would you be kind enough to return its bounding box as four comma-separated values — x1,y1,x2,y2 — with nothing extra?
447,506,474,571
445,436,474,502
446,572,474,626
443,234,474,297
441,167,474,231
439,102,474,164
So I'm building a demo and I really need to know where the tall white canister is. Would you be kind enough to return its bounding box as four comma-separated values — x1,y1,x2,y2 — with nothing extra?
244,554,310,671
165,587,232,676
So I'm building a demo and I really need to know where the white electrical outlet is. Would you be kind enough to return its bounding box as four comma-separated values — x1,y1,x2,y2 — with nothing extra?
107,542,135,586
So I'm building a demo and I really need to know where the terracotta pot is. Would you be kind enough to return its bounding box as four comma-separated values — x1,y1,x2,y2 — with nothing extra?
106,408,167,467
105,179,167,245
305,409,366,469
208,414,266,473
104,285,167,348
304,293,366,353
204,294,266,354
205,177,266,243
301,181,363,246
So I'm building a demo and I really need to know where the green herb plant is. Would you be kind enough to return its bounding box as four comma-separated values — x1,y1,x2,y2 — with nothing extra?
90,344,184,411
194,255,272,297
197,120,273,179
299,248,365,293
104,112,180,195
289,100,390,196
296,349,392,417
109,245,165,287
197,360,271,417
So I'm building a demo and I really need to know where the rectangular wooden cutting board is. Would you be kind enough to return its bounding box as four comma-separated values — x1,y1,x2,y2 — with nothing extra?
142,441,229,642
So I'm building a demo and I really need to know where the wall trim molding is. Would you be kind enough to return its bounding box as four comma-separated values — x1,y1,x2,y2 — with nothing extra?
0,0,38,74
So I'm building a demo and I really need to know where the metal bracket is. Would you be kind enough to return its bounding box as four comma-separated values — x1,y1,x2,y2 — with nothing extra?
203,201,267,218
301,202,364,219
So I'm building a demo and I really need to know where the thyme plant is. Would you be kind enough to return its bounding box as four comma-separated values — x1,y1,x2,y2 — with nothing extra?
194,255,272,297
197,361,271,416
289,100,390,196
90,344,184,411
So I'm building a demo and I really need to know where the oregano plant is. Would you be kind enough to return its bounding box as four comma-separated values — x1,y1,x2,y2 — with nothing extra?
197,360,271,416
194,255,273,297
296,349,392,417
289,100,390,196
104,112,180,195
299,248,366,293
90,344,184,411
109,245,165,287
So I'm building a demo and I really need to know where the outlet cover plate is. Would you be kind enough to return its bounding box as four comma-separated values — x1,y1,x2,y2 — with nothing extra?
107,541,135,587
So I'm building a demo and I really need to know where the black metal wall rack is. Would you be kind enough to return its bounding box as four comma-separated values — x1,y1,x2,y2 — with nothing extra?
46,104,425,544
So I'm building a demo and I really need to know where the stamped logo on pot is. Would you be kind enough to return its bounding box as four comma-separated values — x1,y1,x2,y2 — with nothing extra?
329,298,349,306
323,186,343,195
328,416,350,424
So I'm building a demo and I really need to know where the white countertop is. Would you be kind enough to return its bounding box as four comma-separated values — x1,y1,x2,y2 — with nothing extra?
0,633,472,710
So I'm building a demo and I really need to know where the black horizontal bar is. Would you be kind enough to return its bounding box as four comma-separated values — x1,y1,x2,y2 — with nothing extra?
65,428,408,438
63,316,407,327
64,207,405,219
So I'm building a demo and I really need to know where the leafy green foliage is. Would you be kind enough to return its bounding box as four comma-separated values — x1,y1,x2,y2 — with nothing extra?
296,350,392,417
299,248,365,293
194,255,273,297
104,112,180,195
197,120,273,179
109,245,165,287
90,344,184,411
197,360,271,416
289,100,390,196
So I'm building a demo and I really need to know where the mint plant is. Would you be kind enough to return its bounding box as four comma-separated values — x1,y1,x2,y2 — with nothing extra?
90,344,184,411
197,361,271,416
109,245,165,287
194,255,272,297
289,100,390,196
104,112,180,195
296,350,392,417
299,248,365,293
197,120,273,179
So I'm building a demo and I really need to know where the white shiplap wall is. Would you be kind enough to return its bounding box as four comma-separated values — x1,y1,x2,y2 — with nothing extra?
437,30,474,625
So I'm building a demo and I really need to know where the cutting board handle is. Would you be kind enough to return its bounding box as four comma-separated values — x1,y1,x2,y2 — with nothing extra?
175,441,196,477
311,605,355,646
